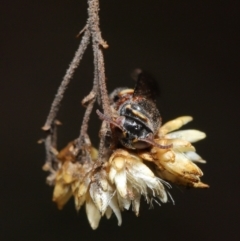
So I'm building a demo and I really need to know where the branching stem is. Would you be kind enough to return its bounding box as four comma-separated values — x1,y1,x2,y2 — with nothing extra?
87,0,110,116
42,0,111,166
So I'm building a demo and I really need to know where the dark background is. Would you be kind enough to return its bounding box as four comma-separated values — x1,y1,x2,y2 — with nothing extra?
1,1,239,240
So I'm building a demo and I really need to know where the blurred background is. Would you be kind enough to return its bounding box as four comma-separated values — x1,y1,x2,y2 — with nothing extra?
1,0,239,240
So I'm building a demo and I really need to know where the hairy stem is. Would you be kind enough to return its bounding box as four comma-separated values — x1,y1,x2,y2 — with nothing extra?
42,28,91,131
87,0,111,160
87,0,110,116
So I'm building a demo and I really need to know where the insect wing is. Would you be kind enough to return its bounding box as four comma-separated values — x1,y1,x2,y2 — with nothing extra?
133,71,160,102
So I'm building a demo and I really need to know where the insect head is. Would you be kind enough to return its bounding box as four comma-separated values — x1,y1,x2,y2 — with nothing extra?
97,71,171,150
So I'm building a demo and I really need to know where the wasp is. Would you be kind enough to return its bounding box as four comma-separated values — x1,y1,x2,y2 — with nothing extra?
97,70,171,150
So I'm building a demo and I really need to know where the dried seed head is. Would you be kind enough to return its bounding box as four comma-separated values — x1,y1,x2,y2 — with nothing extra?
139,116,209,188
43,116,208,229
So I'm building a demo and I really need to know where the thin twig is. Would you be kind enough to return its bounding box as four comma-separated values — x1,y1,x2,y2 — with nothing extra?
97,47,111,115
43,123,59,170
75,33,100,156
76,25,87,38
76,92,96,152
87,0,112,161
87,0,111,116
42,28,91,131
52,120,61,149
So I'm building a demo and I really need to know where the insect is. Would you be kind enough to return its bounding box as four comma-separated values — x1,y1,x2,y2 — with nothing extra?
97,70,171,150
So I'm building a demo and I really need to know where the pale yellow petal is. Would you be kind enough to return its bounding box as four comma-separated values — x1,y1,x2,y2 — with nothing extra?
108,194,122,226
89,182,113,214
98,177,109,192
157,169,209,188
117,193,131,210
42,162,51,171
114,170,127,198
193,182,209,188
166,130,206,143
71,180,80,193
111,156,126,171
127,158,155,178
105,206,112,219
109,149,142,164
74,194,86,211
62,172,74,184
157,170,180,185
159,116,193,135
159,152,203,182
185,151,206,163
52,182,72,210
62,162,78,183
127,161,167,203
77,182,88,197
90,147,98,161
85,196,101,230
132,193,141,216
151,148,175,163
171,139,195,152
109,167,117,183
137,151,153,161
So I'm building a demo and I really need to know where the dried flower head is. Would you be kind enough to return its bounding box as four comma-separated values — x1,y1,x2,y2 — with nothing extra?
42,115,208,229
138,116,209,188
